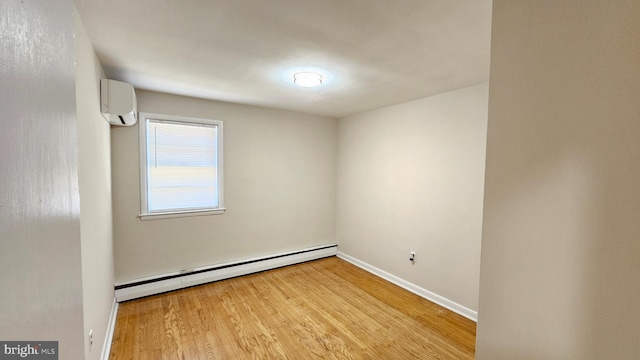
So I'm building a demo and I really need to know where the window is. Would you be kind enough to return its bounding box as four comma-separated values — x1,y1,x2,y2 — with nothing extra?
139,113,224,220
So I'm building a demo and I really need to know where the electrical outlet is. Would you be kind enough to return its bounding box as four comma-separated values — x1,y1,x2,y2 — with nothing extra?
409,251,416,262
89,329,93,352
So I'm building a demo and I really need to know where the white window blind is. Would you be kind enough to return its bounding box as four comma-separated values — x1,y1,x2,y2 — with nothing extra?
141,115,223,216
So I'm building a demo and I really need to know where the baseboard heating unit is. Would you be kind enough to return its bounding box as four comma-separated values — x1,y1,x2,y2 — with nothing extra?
114,244,338,302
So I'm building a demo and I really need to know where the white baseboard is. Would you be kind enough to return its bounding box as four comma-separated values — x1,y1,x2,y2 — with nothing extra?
100,297,118,360
337,251,477,322
115,244,338,302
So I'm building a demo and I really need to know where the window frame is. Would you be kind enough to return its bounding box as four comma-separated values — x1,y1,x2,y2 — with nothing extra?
138,112,225,221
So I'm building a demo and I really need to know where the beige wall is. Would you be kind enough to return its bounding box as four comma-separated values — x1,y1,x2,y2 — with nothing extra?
75,11,115,359
476,1,640,358
336,83,488,312
111,90,337,283
0,0,85,357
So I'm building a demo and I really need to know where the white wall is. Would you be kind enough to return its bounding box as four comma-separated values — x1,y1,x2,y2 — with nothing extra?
336,83,488,312
74,10,115,360
111,90,337,283
0,0,85,358
477,1,640,359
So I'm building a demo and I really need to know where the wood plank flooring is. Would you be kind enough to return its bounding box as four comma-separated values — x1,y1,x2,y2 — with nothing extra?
109,256,476,359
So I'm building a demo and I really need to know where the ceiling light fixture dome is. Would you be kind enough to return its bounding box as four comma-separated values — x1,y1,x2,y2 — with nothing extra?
293,72,323,87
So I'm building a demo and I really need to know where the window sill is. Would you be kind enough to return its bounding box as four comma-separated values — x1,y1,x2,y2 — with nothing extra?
139,208,226,221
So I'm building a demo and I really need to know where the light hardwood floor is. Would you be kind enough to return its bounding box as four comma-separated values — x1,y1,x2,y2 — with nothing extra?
109,256,476,359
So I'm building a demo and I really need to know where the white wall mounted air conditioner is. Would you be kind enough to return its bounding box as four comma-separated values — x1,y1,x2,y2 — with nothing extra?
100,79,137,126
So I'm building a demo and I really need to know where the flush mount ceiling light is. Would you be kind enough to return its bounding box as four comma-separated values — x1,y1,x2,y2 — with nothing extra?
293,72,323,87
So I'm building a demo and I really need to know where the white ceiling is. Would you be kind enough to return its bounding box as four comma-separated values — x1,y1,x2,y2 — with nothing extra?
75,0,492,118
